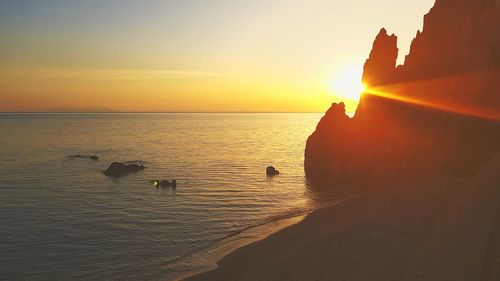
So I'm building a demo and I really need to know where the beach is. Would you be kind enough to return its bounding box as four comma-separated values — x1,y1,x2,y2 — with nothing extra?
185,153,500,281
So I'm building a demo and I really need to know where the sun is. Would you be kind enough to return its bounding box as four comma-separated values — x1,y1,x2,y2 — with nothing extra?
327,65,366,101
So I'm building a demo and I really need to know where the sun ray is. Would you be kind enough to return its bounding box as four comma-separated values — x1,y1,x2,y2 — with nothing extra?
362,73,500,122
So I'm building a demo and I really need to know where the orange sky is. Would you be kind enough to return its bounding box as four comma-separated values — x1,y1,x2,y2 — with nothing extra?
0,0,435,113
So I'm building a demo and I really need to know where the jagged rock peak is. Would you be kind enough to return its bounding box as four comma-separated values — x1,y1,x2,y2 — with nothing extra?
362,28,399,87
325,102,347,117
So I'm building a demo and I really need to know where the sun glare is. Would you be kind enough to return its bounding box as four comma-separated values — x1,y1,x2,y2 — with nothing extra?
328,65,365,101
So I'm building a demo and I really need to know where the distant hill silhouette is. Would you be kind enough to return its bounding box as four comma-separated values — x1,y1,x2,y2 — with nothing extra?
305,0,500,187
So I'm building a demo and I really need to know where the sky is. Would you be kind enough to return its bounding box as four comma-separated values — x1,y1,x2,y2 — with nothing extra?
0,0,435,113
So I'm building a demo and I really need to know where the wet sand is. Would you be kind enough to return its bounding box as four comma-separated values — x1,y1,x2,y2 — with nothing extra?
184,153,500,281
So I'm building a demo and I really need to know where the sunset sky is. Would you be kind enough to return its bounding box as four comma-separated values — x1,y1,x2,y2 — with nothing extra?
0,0,434,113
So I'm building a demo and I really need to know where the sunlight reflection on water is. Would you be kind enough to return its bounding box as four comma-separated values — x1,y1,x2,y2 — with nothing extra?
0,113,328,280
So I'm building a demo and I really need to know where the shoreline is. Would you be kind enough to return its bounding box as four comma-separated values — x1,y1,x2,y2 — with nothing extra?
173,213,309,281
184,153,500,281
174,194,364,281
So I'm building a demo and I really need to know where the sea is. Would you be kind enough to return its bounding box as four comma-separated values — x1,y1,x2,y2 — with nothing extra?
0,113,331,281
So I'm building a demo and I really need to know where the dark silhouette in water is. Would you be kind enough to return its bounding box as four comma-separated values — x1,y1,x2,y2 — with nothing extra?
305,0,500,188
152,179,177,188
266,166,280,176
104,162,146,177
69,155,99,160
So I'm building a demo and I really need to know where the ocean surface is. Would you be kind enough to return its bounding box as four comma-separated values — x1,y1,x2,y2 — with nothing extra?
0,113,330,281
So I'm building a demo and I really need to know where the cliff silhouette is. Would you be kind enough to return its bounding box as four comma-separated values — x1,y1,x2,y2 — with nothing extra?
305,0,500,187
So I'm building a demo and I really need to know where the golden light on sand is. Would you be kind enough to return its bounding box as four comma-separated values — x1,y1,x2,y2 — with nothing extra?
328,65,365,102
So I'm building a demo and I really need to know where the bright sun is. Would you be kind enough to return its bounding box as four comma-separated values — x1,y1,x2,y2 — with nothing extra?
327,65,366,101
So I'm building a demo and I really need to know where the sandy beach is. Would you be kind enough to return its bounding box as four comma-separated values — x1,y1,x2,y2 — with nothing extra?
184,153,500,281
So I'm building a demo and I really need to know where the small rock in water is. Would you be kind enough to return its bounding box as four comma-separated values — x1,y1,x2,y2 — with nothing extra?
266,166,280,176
69,155,99,160
104,162,146,177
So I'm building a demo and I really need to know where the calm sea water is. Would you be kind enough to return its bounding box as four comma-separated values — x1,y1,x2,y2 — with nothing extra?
0,113,326,281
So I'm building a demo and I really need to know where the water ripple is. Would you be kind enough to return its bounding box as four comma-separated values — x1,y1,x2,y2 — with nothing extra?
0,113,324,281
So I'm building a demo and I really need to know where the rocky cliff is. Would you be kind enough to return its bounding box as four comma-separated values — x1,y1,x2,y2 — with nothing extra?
305,0,500,188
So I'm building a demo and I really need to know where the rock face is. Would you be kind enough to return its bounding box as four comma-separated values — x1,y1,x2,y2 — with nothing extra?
104,162,146,177
305,0,500,188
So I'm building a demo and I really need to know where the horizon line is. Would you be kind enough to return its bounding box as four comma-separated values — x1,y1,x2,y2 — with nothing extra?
0,111,334,114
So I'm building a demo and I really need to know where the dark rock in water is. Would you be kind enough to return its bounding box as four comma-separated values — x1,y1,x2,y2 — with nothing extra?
104,162,129,177
104,162,145,177
69,155,99,160
266,166,280,176
126,163,146,172
159,180,170,187
152,179,177,188
305,0,500,188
